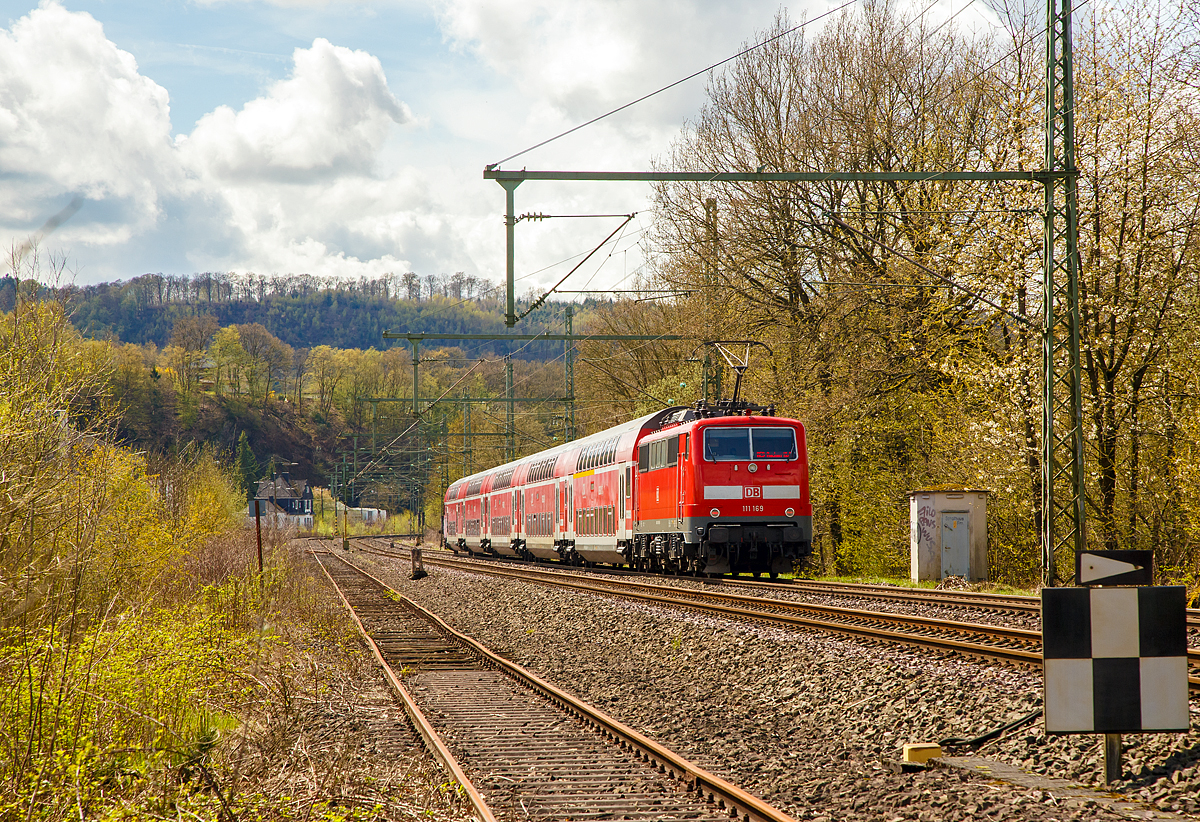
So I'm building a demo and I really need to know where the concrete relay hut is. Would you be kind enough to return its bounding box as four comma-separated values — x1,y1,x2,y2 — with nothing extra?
908,488,989,582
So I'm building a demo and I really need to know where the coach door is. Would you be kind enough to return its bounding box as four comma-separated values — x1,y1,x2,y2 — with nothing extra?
618,469,626,534
628,460,638,525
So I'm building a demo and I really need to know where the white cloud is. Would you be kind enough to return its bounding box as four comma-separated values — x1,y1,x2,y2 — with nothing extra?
434,0,800,126
179,37,411,181
0,1,177,245
0,4,431,279
173,36,422,275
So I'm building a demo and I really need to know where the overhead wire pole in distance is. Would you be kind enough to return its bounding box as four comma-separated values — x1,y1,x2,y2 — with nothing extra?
505,356,515,462
564,306,576,442
380,329,684,506
704,197,721,403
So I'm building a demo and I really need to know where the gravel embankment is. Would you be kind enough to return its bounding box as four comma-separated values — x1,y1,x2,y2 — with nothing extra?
461,558,1045,630
355,552,1200,821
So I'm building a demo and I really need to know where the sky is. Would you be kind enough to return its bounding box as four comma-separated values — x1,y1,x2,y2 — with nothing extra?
0,0,992,297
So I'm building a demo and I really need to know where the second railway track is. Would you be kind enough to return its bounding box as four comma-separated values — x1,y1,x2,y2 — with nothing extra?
351,538,1200,690
308,541,798,822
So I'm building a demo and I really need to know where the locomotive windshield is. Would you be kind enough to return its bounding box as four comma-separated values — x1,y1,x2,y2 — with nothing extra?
703,427,797,462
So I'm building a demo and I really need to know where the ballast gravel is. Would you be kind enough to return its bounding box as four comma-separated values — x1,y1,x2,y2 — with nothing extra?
352,551,1200,821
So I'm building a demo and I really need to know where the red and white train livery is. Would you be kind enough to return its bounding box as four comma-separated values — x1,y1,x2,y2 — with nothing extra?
442,403,812,577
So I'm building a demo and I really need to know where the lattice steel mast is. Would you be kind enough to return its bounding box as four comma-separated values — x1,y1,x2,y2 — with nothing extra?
1041,0,1086,585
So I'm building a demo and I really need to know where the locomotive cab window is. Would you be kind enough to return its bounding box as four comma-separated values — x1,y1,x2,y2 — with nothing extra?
704,427,797,461
751,427,798,460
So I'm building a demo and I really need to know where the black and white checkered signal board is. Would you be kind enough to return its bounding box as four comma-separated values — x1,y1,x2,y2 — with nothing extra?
1042,586,1189,734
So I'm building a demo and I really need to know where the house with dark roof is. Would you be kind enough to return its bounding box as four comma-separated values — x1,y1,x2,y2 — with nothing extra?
249,471,315,529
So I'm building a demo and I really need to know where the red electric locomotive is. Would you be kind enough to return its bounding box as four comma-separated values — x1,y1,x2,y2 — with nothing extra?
442,400,812,577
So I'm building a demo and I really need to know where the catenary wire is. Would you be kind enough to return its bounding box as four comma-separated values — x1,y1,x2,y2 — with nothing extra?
486,0,859,169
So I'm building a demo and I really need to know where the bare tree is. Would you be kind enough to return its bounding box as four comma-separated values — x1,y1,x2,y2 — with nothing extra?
307,345,346,417
169,315,218,397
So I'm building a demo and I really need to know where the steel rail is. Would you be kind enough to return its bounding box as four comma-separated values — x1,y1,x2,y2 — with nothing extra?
364,543,1042,665
442,556,1043,646
399,541,1200,627
767,580,1040,613
333,551,800,822
309,548,499,822
363,541,1200,688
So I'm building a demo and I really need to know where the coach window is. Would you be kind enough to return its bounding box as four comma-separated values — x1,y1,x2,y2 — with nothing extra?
667,436,679,467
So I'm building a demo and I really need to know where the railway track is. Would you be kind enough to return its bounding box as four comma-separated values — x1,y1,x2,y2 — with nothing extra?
308,542,799,822
433,543,1200,628
351,538,1200,690
361,537,1200,630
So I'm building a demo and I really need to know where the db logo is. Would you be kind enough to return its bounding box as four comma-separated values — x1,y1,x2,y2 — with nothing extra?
744,486,761,498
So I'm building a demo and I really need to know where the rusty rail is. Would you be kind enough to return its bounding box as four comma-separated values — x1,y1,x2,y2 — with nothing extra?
360,541,1200,689
310,549,498,822
330,550,799,822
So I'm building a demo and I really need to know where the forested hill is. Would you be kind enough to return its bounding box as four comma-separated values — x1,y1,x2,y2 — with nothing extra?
3,271,586,359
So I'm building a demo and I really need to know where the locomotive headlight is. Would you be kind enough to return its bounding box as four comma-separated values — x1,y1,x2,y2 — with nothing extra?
785,508,795,517
710,508,720,518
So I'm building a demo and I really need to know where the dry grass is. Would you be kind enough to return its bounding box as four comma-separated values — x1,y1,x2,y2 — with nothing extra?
196,540,473,822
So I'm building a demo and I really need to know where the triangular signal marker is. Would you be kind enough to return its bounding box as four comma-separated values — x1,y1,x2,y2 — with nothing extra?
1080,554,1144,584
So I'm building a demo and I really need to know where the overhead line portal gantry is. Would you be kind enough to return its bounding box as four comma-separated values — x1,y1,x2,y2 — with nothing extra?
482,0,1085,582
